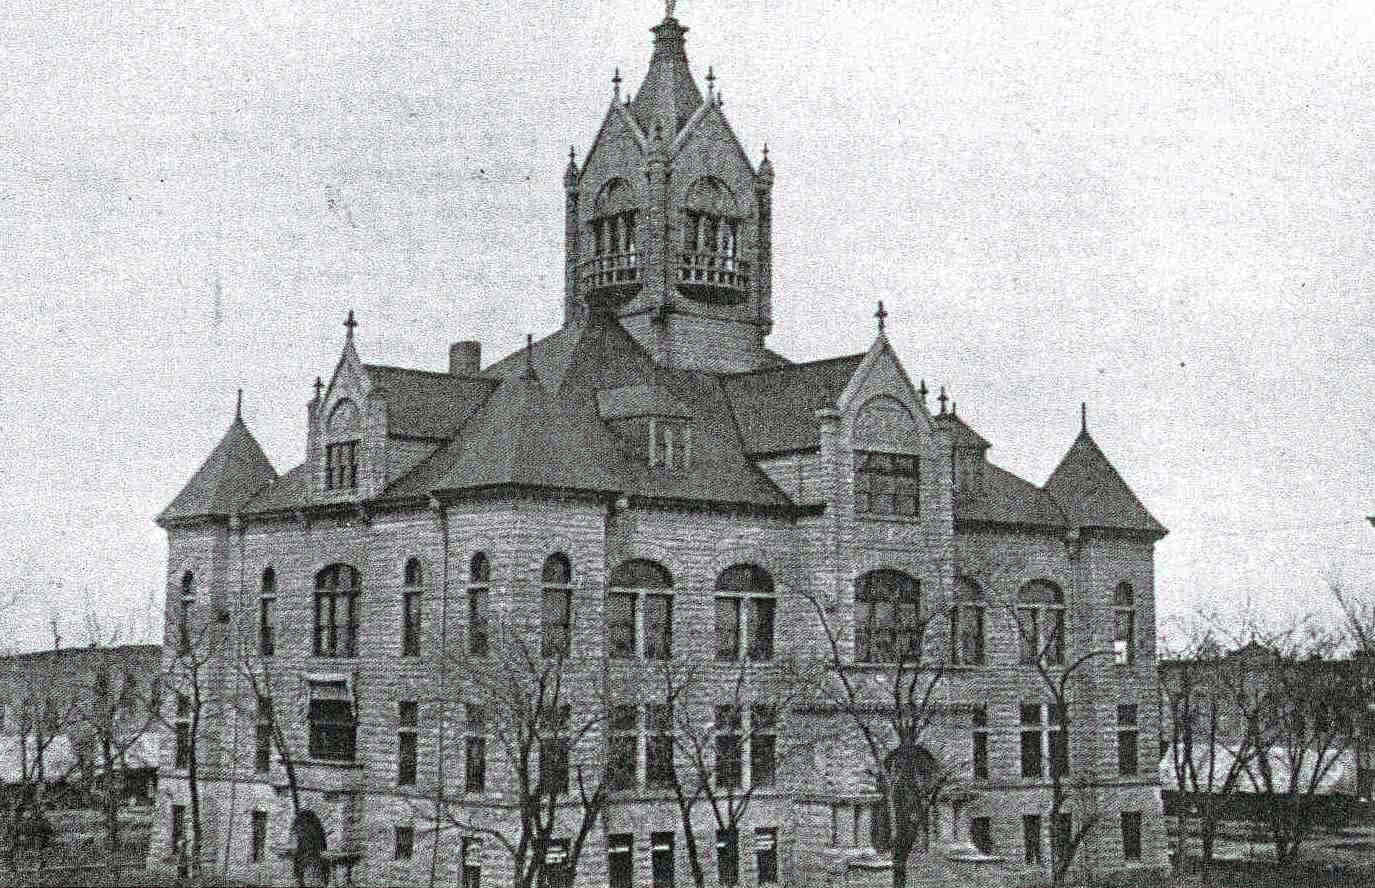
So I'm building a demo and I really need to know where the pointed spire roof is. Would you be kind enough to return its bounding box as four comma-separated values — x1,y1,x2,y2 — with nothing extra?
1044,429,1166,536
158,408,276,525
630,15,706,140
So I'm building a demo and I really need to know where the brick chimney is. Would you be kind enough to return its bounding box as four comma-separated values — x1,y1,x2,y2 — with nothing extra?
449,340,481,376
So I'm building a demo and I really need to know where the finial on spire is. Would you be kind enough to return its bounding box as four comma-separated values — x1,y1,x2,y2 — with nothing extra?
706,65,715,98
569,145,575,163
235,388,243,421
525,333,535,376
918,379,929,405
874,300,888,333
716,88,723,108
665,0,676,20
612,67,622,100
313,376,324,400
762,142,769,161
937,386,948,415
951,400,957,417
1081,401,1087,433
344,309,357,339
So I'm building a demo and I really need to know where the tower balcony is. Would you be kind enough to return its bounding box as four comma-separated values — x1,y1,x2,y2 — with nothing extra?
580,252,643,303
677,252,752,305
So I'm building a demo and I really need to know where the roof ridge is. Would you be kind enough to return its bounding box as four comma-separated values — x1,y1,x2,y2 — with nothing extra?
363,363,461,379
723,351,866,378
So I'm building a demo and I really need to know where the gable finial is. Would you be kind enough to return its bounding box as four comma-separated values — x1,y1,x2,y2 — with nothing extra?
313,376,324,401
524,333,535,377
612,67,622,100
937,385,948,416
1081,401,1087,433
344,309,358,339
665,0,676,20
706,65,715,99
918,378,929,406
951,400,957,417
762,142,769,161
235,388,243,421
874,299,888,334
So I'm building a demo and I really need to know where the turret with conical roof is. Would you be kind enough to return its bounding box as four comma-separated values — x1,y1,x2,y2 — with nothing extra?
565,10,774,372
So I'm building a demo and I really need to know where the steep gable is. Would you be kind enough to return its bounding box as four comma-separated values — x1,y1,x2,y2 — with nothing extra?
1044,430,1166,535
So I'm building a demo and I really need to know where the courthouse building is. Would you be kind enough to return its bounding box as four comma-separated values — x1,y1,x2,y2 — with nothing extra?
149,10,1169,887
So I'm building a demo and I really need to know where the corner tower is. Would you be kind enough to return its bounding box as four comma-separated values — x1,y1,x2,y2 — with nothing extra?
564,12,774,372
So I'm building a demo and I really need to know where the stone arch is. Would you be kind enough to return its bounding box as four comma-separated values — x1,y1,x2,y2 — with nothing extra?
685,176,741,217
852,394,918,447
326,398,360,437
593,177,638,215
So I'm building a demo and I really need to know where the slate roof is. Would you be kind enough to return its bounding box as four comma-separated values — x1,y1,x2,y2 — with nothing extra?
362,364,496,439
933,412,991,449
158,417,276,524
954,464,1067,529
1044,430,1166,535
597,384,692,419
630,17,706,139
721,354,866,454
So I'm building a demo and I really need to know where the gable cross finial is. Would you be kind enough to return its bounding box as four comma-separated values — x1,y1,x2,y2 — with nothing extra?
937,385,948,416
874,299,888,334
525,333,535,376
235,388,243,421
612,67,622,100
706,66,715,98
1081,401,1087,433
313,376,324,401
344,309,358,339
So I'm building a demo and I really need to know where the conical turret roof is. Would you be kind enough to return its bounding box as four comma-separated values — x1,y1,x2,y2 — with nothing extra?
1044,429,1165,535
159,413,276,524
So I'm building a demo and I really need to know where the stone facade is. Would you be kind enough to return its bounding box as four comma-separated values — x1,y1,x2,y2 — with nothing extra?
149,9,1170,888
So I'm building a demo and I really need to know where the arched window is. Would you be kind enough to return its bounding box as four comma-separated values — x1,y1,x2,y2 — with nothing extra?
402,558,423,657
1017,580,1065,666
592,179,638,258
541,554,573,658
1113,582,1135,666
683,177,740,266
949,577,985,666
177,571,195,654
714,565,776,662
609,559,674,660
468,553,491,656
259,567,277,657
854,570,921,663
315,564,360,658
324,399,360,491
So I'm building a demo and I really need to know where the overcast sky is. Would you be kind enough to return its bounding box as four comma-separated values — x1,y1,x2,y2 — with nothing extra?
3,0,1373,652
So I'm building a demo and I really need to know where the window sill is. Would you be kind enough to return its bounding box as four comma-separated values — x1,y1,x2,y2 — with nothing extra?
853,513,921,524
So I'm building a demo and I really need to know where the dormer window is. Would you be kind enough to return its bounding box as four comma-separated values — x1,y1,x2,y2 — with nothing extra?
650,419,691,470
325,441,358,491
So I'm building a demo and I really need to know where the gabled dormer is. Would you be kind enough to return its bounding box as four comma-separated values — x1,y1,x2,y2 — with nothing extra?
308,311,383,502
565,12,774,373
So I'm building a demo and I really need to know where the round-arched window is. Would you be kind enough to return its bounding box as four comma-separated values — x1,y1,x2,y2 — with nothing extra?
714,565,776,661
314,564,360,658
1017,580,1065,666
609,559,674,660
541,554,573,657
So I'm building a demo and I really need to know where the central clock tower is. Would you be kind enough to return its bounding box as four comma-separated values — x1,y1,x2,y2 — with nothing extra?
563,13,775,372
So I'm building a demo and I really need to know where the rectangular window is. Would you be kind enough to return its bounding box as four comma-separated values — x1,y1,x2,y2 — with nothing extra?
972,706,989,780
540,738,570,795
608,592,636,659
250,810,267,862
398,701,418,786
716,828,739,886
1115,610,1136,665
608,704,638,790
325,441,359,491
854,451,920,516
1118,704,1139,777
394,825,414,860
308,694,356,762
651,832,674,888
608,833,633,888
175,721,190,769
465,705,486,793
750,704,777,787
747,598,776,661
541,589,572,657
644,593,672,659
171,804,187,876
462,836,483,888
402,590,421,657
1051,813,1072,867
715,706,742,789
1049,705,1069,778
715,598,740,661
646,704,674,789
468,589,489,656
971,816,992,855
754,828,778,885
1023,814,1042,865
1121,811,1142,861
541,838,571,888
259,596,276,656
1019,703,1042,779
255,696,273,773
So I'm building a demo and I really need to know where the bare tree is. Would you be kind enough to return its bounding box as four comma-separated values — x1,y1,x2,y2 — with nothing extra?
1004,598,1107,887
644,656,815,888
427,615,610,888
235,659,311,887
790,584,958,888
